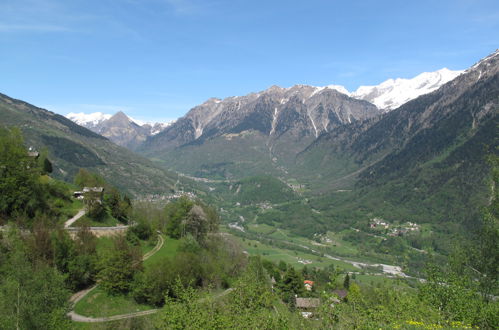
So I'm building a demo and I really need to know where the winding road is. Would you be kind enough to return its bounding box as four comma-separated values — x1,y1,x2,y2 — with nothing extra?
68,234,165,323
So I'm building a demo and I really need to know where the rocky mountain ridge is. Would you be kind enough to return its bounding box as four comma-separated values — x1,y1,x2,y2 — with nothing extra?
145,84,380,151
66,111,173,149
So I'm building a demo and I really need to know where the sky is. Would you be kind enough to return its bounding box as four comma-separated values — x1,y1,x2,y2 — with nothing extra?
0,0,498,122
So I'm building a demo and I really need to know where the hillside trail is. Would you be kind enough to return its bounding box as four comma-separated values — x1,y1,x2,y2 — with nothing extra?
68,234,164,323
64,209,86,228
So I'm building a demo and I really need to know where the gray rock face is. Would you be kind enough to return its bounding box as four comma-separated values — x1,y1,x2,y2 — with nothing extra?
67,111,172,150
93,111,151,150
145,84,380,151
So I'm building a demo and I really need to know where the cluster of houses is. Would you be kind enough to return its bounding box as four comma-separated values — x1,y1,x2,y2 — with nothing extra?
369,217,390,229
388,222,421,236
369,218,421,236
139,191,197,203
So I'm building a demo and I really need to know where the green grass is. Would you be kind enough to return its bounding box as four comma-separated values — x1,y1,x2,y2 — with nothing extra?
73,213,120,227
232,234,358,272
324,231,361,255
73,286,153,318
95,236,158,259
144,236,180,267
95,236,114,256
140,238,158,255
247,223,276,234
58,198,84,222
70,315,156,329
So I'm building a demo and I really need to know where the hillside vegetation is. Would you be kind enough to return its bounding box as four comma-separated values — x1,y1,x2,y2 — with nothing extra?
0,93,185,197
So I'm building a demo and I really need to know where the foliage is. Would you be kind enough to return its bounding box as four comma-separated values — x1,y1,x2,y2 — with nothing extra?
0,228,71,329
164,196,194,239
278,265,304,304
132,235,246,307
154,257,299,329
163,197,219,242
104,188,132,222
0,127,46,220
98,234,142,295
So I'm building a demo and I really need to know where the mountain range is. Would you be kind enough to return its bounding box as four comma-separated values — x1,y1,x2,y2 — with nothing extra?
140,50,497,229
67,111,173,149
65,67,462,152
137,66,465,180
1,50,497,233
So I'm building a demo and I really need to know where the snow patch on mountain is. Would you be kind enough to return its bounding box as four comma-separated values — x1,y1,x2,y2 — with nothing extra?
350,68,464,110
66,112,112,127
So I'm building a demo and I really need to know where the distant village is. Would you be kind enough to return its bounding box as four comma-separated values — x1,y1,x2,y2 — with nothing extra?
138,191,197,203
369,217,421,236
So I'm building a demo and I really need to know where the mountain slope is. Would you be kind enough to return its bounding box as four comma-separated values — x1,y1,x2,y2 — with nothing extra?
301,50,499,225
141,85,380,179
0,94,185,197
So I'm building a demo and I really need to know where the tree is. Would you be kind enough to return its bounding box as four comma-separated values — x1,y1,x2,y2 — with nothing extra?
0,228,70,329
164,197,194,239
38,148,53,175
0,127,45,220
343,273,350,289
279,266,304,304
105,188,131,222
99,235,142,295
183,205,209,242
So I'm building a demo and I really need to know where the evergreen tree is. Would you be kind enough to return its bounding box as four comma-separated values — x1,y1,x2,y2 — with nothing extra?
343,273,350,289
279,266,304,304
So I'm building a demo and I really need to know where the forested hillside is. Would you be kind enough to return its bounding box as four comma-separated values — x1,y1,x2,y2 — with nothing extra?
0,93,184,197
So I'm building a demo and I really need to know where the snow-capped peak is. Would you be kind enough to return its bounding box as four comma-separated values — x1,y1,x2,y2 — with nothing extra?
310,84,351,97
66,112,112,127
66,111,175,137
350,68,464,110
327,85,350,95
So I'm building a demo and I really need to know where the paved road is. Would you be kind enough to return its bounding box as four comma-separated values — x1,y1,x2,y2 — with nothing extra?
64,209,86,228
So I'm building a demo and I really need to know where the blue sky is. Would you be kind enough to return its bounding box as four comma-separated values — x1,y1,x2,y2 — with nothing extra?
1,0,498,122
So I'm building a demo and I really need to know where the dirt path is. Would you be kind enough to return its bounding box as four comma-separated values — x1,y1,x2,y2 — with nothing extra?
68,309,159,323
69,287,234,323
64,209,86,228
68,234,165,323
142,234,164,260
